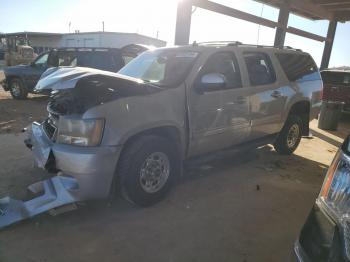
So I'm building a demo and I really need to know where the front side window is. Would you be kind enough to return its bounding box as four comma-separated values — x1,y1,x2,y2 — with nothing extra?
198,52,242,90
34,53,49,67
118,50,199,87
244,52,276,86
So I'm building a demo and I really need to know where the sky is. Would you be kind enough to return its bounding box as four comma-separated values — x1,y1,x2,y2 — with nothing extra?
1,0,349,67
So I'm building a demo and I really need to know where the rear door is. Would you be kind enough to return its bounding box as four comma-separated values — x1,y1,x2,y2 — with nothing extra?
188,51,251,156
276,52,322,118
242,51,287,139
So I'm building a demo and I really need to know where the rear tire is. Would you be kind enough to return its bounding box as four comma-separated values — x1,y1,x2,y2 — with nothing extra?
118,135,180,207
9,78,28,99
274,115,303,155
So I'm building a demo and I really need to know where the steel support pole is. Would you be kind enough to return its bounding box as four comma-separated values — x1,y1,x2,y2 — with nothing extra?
274,1,290,48
320,20,338,70
174,0,193,45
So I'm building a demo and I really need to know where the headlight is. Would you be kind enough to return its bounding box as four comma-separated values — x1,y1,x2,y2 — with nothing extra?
319,149,350,258
57,118,104,146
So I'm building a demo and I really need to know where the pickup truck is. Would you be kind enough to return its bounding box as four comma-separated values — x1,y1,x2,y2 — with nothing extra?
0,44,149,99
321,69,350,113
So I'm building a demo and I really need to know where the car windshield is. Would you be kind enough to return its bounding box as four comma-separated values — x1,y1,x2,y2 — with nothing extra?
118,49,199,86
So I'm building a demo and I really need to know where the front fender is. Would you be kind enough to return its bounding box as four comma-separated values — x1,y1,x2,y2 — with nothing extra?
82,87,187,149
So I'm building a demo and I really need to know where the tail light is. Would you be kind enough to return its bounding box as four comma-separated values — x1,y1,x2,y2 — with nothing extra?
320,82,324,101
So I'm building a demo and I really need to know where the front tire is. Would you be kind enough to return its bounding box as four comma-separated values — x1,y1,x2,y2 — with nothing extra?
9,78,28,99
274,115,303,155
118,135,180,207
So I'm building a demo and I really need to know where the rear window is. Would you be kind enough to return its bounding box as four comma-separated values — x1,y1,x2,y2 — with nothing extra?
321,71,350,86
276,53,319,82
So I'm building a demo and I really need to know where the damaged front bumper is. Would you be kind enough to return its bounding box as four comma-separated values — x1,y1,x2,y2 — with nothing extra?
0,175,78,228
0,122,122,229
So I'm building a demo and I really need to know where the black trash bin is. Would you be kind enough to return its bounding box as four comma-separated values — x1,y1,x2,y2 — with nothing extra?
318,101,344,131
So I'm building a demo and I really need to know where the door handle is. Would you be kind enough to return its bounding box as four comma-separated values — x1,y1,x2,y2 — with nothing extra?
271,90,282,98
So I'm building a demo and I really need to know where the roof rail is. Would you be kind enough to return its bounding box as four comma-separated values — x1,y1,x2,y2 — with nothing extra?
282,46,303,52
195,41,242,46
192,41,303,52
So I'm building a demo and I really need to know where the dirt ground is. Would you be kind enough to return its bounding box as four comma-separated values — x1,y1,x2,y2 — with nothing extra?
0,92,349,261
0,89,47,134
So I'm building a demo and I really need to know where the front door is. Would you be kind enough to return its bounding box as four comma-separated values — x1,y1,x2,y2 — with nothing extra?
25,52,49,89
188,51,251,156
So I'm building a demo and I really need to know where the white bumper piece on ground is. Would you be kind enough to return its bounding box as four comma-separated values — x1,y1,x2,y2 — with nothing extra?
0,175,79,229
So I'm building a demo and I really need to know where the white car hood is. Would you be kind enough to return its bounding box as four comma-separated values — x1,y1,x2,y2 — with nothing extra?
34,66,136,91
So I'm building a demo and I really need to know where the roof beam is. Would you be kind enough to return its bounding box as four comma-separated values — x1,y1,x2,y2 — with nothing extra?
312,0,350,6
333,10,350,21
257,0,333,20
286,0,333,20
286,26,327,42
192,0,279,28
322,4,350,11
191,0,327,42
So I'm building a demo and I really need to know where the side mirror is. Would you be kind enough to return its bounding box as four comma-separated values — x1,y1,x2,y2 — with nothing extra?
30,61,35,67
196,73,226,93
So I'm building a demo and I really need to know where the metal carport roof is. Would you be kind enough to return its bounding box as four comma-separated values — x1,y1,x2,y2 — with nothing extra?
174,0,350,69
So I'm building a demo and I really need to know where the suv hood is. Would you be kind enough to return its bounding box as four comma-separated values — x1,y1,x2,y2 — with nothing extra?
35,66,143,91
39,67,163,115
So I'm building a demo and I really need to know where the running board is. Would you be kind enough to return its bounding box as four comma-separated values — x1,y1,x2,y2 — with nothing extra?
0,175,79,229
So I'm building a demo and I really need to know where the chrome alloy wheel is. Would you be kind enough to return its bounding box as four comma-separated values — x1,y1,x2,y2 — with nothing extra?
139,152,170,193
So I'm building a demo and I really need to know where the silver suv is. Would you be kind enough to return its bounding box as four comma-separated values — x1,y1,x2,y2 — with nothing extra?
0,42,323,227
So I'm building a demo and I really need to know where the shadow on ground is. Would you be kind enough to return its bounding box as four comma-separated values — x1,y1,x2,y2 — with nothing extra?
0,90,47,134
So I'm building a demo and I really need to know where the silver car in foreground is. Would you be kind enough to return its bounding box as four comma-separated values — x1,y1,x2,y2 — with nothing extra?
292,135,350,262
0,42,323,228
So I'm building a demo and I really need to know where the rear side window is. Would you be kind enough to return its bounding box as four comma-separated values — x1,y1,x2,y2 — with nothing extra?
54,51,125,72
78,52,119,72
243,52,276,86
276,53,318,82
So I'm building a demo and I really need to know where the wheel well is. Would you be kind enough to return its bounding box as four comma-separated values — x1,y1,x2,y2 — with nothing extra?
122,126,183,155
111,126,183,198
4,76,21,90
288,101,310,136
